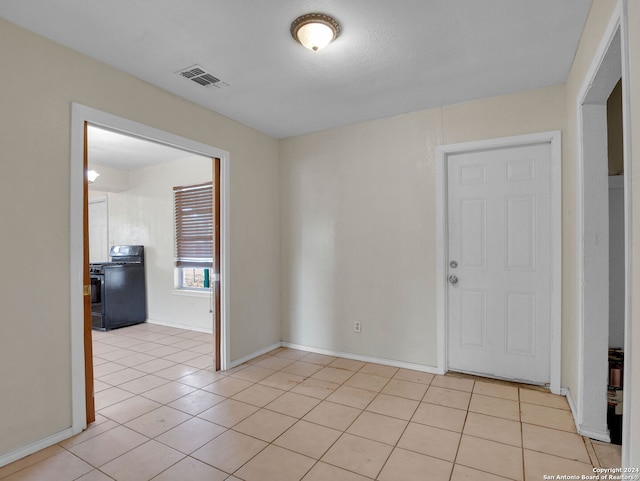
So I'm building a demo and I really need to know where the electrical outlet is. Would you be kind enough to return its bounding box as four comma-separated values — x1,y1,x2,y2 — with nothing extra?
353,321,361,333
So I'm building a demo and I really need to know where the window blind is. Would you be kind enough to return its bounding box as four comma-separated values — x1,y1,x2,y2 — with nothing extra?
174,182,213,267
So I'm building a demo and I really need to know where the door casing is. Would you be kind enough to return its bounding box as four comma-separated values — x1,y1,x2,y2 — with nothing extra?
436,131,562,394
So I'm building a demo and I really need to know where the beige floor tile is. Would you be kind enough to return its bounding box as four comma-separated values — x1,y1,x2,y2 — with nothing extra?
519,388,570,410
176,369,221,388
291,378,340,400
381,378,428,401
280,360,323,377
300,353,337,366
232,409,297,442
321,433,392,479
68,425,148,467
520,403,576,432
366,393,419,420
118,374,169,394
58,419,119,448
450,464,514,481
397,422,461,462
274,420,342,459
265,391,321,418
524,449,594,480
252,356,296,371
229,365,276,383
162,349,202,364
463,411,522,447
191,430,267,473
301,462,371,481
0,450,93,481
93,379,111,393
100,440,184,481
154,363,199,381
135,358,177,374
303,401,362,431
456,435,523,481
0,445,64,479
272,348,309,360
171,339,203,350
167,389,225,415
328,358,367,371
234,445,315,481
424,386,472,410
150,457,227,481
473,381,519,401
347,411,408,445
203,376,253,397
184,354,216,369
358,362,399,378
412,402,467,432
592,440,622,468
522,423,590,463
155,416,226,454
232,383,285,407
469,393,520,421
125,405,192,438
393,368,435,385
142,345,182,358
431,375,474,392
326,385,377,409
197,399,259,427
98,396,161,424
93,362,127,379
344,372,390,392
378,448,453,481
75,470,115,481
259,370,306,391
140,380,196,404
98,367,146,386
94,386,134,410
113,352,155,367
311,366,355,384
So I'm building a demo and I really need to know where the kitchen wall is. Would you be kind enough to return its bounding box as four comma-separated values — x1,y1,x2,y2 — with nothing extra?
0,18,280,457
280,83,565,367
91,154,215,332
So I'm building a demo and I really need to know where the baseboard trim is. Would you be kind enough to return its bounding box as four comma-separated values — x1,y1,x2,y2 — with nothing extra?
281,342,440,374
227,342,283,369
146,319,213,334
0,427,75,468
561,387,611,442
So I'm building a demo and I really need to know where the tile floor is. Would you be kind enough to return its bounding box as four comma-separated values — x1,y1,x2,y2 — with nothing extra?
0,323,622,481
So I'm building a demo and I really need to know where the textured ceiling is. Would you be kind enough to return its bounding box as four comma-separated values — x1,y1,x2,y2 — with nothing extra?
1,1,593,139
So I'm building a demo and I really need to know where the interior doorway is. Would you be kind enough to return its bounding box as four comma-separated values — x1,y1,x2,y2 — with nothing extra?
70,104,230,435
576,3,632,461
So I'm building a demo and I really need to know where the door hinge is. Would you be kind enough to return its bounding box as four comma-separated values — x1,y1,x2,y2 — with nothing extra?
83,285,91,296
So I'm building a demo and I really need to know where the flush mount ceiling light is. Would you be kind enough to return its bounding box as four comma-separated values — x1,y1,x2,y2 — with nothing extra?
291,13,341,51
87,170,100,183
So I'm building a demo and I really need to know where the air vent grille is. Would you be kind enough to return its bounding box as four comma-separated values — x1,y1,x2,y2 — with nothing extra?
176,65,225,88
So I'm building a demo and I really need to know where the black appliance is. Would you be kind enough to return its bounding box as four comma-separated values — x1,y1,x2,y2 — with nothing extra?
90,245,147,331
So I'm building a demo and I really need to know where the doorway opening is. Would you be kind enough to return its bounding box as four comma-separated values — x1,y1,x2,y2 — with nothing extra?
575,3,632,453
70,104,230,435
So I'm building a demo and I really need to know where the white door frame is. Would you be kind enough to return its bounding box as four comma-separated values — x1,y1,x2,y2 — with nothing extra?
69,103,231,434
575,0,632,453
436,131,562,394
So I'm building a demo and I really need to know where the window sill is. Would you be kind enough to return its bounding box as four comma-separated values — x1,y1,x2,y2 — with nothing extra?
172,289,211,299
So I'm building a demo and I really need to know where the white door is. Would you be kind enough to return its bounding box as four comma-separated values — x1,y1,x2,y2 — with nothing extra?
447,142,552,384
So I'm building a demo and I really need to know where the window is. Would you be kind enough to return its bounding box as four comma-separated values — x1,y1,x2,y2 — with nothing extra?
174,182,213,289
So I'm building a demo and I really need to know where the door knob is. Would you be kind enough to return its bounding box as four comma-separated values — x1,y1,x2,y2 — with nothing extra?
448,275,459,284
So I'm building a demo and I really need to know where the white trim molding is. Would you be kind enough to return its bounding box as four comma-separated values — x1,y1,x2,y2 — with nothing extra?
0,428,75,468
435,131,562,394
70,103,231,439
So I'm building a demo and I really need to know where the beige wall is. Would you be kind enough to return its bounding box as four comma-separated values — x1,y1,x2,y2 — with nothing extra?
0,19,280,455
627,0,640,467
280,84,565,367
